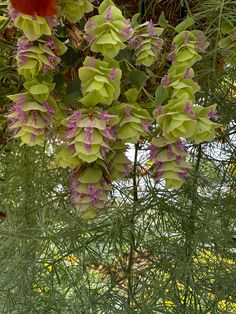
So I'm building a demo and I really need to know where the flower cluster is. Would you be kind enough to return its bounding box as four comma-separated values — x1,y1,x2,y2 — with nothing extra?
7,80,55,146
84,0,133,58
16,36,66,79
106,142,132,181
149,137,191,189
63,108,119,163
7,3,67,146
129,20,164,67
110,102,151,143
79,57,122,106
151,29,219,188
58,0,93,23
71,166,111,218
6,1,220,216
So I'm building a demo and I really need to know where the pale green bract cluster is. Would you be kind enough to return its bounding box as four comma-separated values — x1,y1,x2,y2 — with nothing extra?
6,0,220,217
14,14,52,41
79,57,122,106
130,21,164,67
150,29,219,189
58,0,93,23
7,80,56,146
7,4,67,146
84,0,134,58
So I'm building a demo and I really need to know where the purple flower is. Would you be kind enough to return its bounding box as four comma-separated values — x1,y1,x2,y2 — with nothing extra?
167,53,176,62
162,74,170,88
44,37,56,50
86,34,97,43
99,108,110,123
154,105,164,117
141,121,151,133
13,94,26,109
43,101,54,116
30,133,37,142
179,169,188,181
149,144,157,159
18,53,28,66
176,155,182,164
8,7,20,21
184,102,195,117
101,146,109,157
184,68,191,78
104,126,114,139
120,22,133,38
136,36,142,52
152,38,163,56
176,141,187,153
147,20,155,37
196,34,207,52
17,38,33,51
125,106,131,119
46,16,59,27
87,184,95,194
208,108,218,120
84,143,92,152
89,57,96,68
167,146,174,158
105,7,112,21
32,111,38,125
108,68,116,81
84,127,93,143
167,44,177,62
196,41,206,52
86,19,97,31
154,161,164,178
48,55,60,66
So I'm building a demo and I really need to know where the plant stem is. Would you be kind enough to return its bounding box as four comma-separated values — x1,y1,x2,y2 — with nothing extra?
127,143,139,309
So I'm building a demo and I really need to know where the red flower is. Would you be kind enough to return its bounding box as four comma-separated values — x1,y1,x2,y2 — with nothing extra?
10,0,56,17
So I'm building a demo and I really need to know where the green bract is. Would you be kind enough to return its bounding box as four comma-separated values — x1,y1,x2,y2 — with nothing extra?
16,41,61,80
190,104,219,144
107,142,132,180
84,0,133,58
130,21,164,67
71,165,110,218
110,103,152,143
14,14,51,41
59,0,93,23
79,57,122,106
55,146,82,169
170,30,209,68
155,101,197,141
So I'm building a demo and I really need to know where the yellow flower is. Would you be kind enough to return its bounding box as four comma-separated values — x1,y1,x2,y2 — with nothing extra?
218,300,227,311
43,263,53,272
64,255,79,265
164,300,175,308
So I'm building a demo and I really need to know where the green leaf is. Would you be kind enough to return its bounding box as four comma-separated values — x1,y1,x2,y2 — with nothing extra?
158,11,168,28
79,167,103,184
175,17,195,33
155,85,169,105
131,13,141,27
128,70,148,90
124,88,139,103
